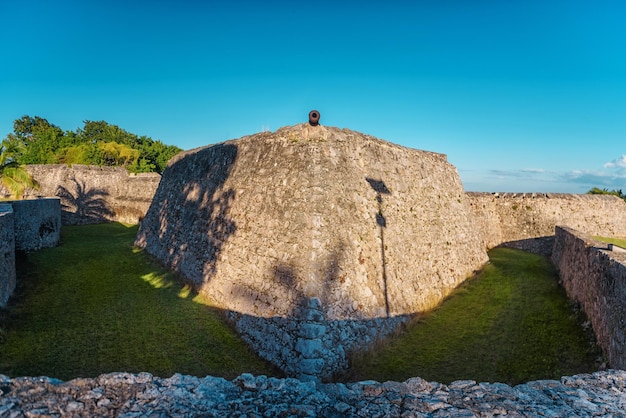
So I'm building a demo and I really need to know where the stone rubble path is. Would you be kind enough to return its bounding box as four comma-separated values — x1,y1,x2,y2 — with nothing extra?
1,369,626,417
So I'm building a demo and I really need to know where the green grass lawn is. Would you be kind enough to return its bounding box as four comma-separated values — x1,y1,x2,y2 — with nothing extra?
0,225,603,384
342,247,603,385
0,223,277,380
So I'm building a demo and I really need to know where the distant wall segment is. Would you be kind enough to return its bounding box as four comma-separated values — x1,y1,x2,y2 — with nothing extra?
21,165,161,225
466,192,626,254
552,226,626,369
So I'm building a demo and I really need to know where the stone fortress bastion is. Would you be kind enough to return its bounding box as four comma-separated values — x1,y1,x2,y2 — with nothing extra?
134,122,490,379
4,119,626,414
135,123,488,319
133,120,626,381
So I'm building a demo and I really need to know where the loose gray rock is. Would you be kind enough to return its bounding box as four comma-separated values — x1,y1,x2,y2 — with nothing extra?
1,370,625,416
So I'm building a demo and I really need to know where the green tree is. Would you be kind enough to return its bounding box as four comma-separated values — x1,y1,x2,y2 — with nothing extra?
58,143,99,165
133,138,181,173
78,120,135,144
0,137,39,199
76,121,181,172
98,141,140,166
3,116,182,173
10,115,66,164
587,187,626,202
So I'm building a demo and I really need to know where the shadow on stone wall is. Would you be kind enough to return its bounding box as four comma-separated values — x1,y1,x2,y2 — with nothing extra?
226,244,414,381
226,245,345,318
366,177,392,317
228,300,413,382
136,143,239,289
55,178,115,225
224,176,414,381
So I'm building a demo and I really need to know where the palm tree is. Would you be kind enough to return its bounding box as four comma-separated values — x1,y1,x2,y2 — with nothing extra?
0,136,39,199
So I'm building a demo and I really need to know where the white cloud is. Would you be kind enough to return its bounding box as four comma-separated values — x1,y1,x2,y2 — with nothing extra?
559,155,626,189
604,155,626,169
488,168,552,180
460,155,626,193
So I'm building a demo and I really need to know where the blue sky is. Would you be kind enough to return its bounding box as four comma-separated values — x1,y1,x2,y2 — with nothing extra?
1,1,625,193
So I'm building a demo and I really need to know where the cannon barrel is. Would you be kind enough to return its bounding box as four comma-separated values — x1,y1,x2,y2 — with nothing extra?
308,110,320,126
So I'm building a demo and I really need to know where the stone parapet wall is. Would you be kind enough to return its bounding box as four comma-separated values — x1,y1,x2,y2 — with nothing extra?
551,226,626,369
466,192,626,253
10,198,61,252
0,204,15,307
21,165,161,225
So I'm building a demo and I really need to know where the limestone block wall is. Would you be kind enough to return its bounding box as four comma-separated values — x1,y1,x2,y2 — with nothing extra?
466,192,626,253
20,165,161,225
136,124,489,378
137,124,488,319
0,204,15,307
551,226,626,369
10,198,61,252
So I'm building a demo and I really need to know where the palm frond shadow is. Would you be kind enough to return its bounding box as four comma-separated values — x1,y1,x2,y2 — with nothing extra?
55,178,115,224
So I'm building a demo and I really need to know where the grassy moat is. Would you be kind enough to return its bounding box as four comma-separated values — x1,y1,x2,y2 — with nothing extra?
0,223,602,384
344,247,602,385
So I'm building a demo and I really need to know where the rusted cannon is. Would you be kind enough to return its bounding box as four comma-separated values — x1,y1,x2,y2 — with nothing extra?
308,110,320,126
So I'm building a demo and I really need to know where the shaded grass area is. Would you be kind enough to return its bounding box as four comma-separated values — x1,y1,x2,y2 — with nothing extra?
0,223,278,381
343,247,603,385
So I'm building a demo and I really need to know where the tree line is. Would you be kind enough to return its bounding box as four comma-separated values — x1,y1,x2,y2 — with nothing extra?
1,115,182,174
587,187,626,202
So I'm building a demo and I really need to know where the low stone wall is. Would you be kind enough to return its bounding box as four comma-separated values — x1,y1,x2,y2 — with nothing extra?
466,192,626,254
551,226,626,370
10,198,61,252
0,204,15,307
22,165,160,225
1,370,625,416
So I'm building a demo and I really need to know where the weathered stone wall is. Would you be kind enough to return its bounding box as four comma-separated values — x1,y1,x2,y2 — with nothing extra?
136,124,489,378
0,204,15,307
20,165,161,225
551,226,626,370
466,192,626,254
0,199,60,306
10,198,61,252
